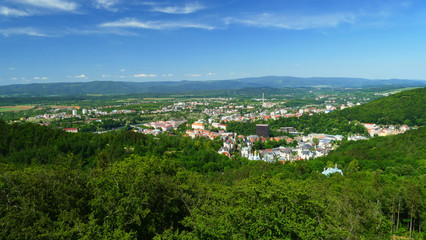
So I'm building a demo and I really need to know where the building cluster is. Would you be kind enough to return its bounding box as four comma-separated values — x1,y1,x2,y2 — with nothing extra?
30,107,137,121
239,139,332,162
237,132,342,162
347,135,369,141
185,120,228,140
363,123,411,137
133,120,187,135
30,112,72,121
151,101,214,114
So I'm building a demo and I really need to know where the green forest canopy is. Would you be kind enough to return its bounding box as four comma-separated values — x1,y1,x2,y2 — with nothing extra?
0,118,425,239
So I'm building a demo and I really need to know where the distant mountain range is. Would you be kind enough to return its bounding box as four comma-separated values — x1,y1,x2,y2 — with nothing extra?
1,76,425,97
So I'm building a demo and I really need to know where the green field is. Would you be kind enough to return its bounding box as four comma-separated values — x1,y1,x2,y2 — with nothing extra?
86,94,104,96
0,107,19,112
0,105,34,112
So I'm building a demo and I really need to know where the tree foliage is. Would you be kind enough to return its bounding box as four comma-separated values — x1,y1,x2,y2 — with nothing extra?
0,124,425,239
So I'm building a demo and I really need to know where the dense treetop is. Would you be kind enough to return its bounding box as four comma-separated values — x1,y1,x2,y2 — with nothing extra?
0,118,425,239
338,87,426,125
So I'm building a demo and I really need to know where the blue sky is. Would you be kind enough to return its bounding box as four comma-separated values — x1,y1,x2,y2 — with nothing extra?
1,0,426,85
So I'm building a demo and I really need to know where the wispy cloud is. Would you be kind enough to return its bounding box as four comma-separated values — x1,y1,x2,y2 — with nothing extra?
0,6,30,16
34,76,48,80
14,0,78,11
134,73,157,78
0,27,47,37
100,18,215,30
224,12,357,30
162,73,173,77
185,74,201,77
94,0,120,11
63,27,138,37
148,2,205,14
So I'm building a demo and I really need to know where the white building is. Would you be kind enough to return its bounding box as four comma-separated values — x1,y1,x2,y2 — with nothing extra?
192,122,205,130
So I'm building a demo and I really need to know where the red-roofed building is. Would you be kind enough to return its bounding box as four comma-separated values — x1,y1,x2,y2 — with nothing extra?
64,128,78,133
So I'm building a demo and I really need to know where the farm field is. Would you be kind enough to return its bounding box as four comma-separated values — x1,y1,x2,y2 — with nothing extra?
0,106,34,112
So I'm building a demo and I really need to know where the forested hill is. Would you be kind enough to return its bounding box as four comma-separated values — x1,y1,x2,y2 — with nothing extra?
335,87,425,125
312,127,426,174
226,88,425,137
1,76,425,97
0,120,425,239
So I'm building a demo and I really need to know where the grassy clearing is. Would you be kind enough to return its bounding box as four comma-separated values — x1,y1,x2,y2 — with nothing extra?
0,105,34,112
86,94,104,96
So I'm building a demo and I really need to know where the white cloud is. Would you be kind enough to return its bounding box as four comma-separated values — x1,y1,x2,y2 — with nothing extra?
9,67,15,70
94,0,120,10
15,0,77,11
11,77,17,80
0,27,46,37
185,74,201,77
224,12,356,30
100,18,215,30
120,69,126,72
162,73,173,77
0,6,30,16
75,74,87,78
133,73,157,78
63,27,138,37
101,74,111,78
150,2,205,14
207,72,216,76
34,76,48,80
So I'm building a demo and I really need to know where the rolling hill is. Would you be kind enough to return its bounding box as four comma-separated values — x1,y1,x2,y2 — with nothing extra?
338,87,426,125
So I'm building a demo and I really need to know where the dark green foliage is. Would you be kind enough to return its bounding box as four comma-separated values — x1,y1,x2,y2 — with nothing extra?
337,87,426,125
226,121,256,136
0,120,425,239
268,113,368,136
314,127,426,175
0,164,92,239
0,120,232,172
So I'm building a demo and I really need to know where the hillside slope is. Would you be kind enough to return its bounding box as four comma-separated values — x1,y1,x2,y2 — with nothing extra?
338,87,426,125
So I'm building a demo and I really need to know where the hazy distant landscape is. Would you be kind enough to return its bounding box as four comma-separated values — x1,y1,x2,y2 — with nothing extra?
1,76,425,97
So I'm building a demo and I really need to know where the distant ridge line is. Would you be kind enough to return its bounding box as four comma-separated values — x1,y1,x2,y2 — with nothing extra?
0,76,425,97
